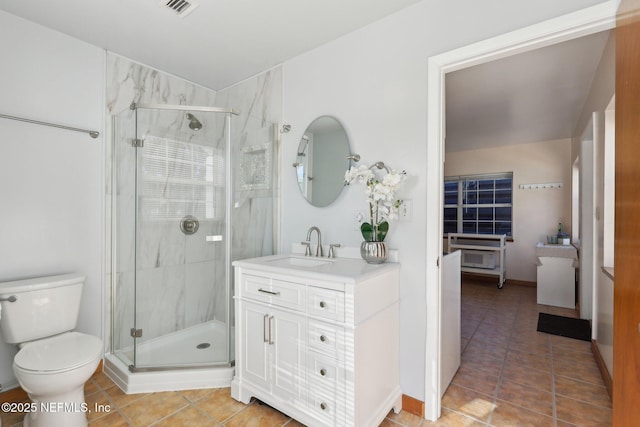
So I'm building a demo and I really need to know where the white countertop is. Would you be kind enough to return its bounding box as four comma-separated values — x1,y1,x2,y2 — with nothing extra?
535,242,578,259
232,254,399,283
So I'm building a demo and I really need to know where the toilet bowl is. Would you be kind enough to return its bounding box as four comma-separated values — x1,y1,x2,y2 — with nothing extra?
14,332,102,427
0,273,103,427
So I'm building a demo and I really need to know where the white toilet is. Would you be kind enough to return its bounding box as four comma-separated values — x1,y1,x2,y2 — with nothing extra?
0,273,102,427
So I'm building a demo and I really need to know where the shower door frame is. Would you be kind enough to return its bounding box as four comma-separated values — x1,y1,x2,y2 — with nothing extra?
128,102,239,373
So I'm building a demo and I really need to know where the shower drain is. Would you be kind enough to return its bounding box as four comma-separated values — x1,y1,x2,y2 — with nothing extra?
196,342,211,349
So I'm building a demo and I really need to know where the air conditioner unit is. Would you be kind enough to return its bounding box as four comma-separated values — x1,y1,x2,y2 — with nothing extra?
461,250,496,269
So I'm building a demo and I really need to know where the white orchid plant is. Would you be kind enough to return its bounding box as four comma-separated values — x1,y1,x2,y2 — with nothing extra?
344,164,407,242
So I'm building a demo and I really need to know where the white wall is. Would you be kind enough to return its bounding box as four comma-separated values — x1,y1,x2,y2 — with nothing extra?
444,139,572,283
0,11,104,390
574,32,615,373
282,0,609,401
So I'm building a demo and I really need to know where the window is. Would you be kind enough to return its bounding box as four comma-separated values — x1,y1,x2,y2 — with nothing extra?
141,135,225,221
444,172,513,237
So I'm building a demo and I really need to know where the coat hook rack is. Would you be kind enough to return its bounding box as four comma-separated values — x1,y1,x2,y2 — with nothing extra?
519,182,563,190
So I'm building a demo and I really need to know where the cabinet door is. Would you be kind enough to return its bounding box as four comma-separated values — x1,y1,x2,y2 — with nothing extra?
270,307,307,404
239,301,270,392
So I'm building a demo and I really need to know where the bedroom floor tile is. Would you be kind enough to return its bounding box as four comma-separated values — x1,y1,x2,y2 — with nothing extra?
441,279,612,427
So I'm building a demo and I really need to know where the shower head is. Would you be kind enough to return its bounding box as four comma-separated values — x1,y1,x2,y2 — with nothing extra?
186,113,202,131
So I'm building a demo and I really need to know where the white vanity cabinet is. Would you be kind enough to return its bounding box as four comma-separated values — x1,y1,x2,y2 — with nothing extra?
231,255,402,427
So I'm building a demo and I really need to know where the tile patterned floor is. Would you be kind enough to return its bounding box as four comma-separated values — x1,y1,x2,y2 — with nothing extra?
443,279,611,427
1,280,610,426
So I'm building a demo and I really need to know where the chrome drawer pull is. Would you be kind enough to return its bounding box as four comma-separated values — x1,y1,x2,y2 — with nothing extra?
320,402,328,411
320,368,327,376
320,335,327,342
258,288,280,296
319,301,327,308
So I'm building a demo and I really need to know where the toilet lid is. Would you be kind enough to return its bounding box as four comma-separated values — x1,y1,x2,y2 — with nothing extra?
15,332,102,373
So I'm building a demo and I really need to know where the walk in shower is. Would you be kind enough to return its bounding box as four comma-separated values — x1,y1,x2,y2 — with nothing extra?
105,102,278,392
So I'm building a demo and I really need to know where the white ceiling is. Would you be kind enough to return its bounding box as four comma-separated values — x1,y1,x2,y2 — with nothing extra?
1,1,611,151
0,0,422,90
445,30,611,152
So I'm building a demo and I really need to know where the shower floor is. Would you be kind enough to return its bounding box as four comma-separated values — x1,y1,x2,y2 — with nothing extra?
120,320,232,368
105,320,235,394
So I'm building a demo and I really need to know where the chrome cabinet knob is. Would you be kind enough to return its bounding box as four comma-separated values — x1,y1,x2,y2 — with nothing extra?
320,368,327,376
320,335,327,342
320,402,328,411
319,301,326,308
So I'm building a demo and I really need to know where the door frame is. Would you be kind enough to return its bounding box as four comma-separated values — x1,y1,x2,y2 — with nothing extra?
424,1,617,420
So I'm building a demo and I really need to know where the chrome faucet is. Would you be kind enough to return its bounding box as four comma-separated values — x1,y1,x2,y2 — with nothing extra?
306,226,324,257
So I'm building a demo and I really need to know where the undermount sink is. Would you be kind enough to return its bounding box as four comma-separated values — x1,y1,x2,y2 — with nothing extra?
266,256,332,268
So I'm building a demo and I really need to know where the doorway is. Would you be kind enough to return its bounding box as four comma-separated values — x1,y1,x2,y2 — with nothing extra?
424,2,618,421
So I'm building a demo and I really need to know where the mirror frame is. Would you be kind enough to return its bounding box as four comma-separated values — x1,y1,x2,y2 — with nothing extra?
294,116,353,207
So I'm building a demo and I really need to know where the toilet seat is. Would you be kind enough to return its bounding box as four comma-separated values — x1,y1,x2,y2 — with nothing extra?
14,332,102,373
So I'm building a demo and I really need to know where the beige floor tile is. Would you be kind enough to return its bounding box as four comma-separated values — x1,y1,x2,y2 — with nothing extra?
554,375,611,408
91,371,119,391
552,358,605,386
460,351,504,377
88,410,132,426
103,385,149,408
151,405,220,426
495,379,553,416
441,384,495,423
0,410,26,427
422,408,485,426
500,362,552,392
463,341,509,360
385,408,424,427
504,349,552,372
193,387,247,423
555,395,612,426
177,387,216,402
119,392,189,426
84,377,101,396
86,389,116,423
451,365,500,396
224,402,290,427
490,400,554,427
550,335,592,353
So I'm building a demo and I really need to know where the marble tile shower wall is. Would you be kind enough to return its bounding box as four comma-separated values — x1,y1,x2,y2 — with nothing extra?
104,52,282,355
217,68,282,264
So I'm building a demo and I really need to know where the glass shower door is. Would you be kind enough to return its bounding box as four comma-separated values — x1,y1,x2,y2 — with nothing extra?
131,106,231,370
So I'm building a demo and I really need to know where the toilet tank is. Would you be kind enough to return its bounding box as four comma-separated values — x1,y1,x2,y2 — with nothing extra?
0,273,85,344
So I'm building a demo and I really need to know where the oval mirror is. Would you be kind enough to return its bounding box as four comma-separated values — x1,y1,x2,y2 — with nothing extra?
294,116,353,207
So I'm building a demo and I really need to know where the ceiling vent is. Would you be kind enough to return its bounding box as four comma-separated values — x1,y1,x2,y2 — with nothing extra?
161,0,199,18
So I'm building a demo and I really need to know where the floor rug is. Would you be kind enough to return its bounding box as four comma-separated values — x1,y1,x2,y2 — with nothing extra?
536,312,591,341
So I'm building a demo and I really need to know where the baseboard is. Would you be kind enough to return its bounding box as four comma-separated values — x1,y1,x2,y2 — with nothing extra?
462,272,536,287
591,340,613,399
0,359,104,403
402,394,424,418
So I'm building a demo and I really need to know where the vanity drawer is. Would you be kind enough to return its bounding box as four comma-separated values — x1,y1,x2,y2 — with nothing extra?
308,320,344,358
307,352,343,425
307,286,345,321
241,275,306,311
